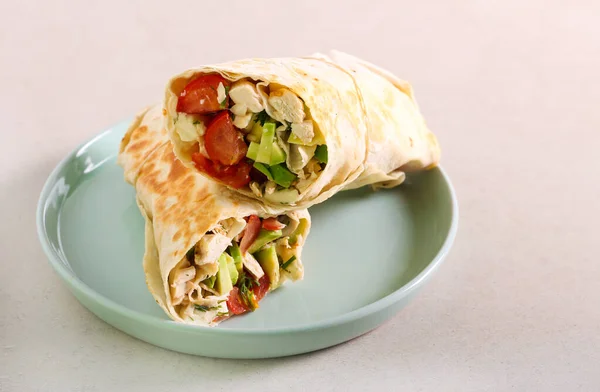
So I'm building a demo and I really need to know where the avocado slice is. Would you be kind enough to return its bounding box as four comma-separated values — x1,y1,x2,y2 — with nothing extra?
246,142,260,161
247,122,263,143
202,275,216,289
287,131,326,146
287,132,306,145
255,122,276,164
270,164,297,188
222,253,239,285
215,253,234,295
228,243,244,273
270,142,286,165
287,122,326,146
288,144,316,172
252,162,273,181
185,247,195,263
248,228,283,254
289,218,309,246
314,145,328,164
255,246,280,290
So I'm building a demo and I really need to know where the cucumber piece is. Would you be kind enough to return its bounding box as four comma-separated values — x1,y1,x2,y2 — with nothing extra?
256,122,276,164
246,142,260,161
270,164,297,188
247,122,263,143
270,142,287,165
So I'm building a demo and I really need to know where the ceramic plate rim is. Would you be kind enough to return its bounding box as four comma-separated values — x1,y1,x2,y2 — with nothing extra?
36,121,459,336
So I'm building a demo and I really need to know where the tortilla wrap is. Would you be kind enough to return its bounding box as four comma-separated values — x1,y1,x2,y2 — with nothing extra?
118,106,311,326
164,50,440,208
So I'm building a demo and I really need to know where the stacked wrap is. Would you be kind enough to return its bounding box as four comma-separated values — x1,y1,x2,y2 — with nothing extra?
118,105,311,326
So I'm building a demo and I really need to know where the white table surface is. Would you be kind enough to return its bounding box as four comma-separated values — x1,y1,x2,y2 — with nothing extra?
2,1,599,390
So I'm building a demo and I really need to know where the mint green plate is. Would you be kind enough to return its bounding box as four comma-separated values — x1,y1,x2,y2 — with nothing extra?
36,121,458,359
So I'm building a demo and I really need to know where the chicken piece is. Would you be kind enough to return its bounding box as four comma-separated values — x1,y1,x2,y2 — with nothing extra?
233,113,253,129
275,236,291,249
195,234,231,265
221,217,246,242
291,121,314,144
305,158,323,175
173,266,196,285
230,103,247,116
212,223,226,236
229,81,264,113
249,181,263,198
280,213,300,237
268,88,305,123
288,144,316,173
192,261,219,284
176,113,206,142
243,253,265,279
265,181,277,195
170,265,196,305
185,281,201,300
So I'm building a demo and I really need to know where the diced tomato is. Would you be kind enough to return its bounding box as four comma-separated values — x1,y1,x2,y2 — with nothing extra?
262,217,286,231
225,275,271,315
240,215,261,254
253,274,270,302
176,74,231,114
192,153,251,189
204,111,248,166
226,287,248,315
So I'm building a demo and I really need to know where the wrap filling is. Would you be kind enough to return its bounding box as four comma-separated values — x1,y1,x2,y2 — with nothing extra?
168,212,308,323
173,75,328,205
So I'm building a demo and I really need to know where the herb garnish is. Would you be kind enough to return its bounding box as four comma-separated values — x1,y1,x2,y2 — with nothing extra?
238,273,259,310
255,110,269,126
192,120,200,125
194,304,219,312
219,86,230,109
280,255,296,271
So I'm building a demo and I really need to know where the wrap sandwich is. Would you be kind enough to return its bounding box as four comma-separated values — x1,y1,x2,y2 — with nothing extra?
164,50,440,208
118,105,311,326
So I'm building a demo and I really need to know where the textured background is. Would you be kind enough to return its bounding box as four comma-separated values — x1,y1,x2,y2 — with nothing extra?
1,0,599,390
